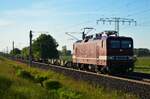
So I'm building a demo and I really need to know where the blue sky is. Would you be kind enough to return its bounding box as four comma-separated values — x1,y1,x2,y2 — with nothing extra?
0,0,150,52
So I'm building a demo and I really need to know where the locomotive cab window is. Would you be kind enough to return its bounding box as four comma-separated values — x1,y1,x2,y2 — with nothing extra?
110,40,120,48
121,40,132,49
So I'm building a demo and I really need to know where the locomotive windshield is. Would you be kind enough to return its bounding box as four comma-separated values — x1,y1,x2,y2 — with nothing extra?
121,40,132,48
109,39,132,49
110,40,120,48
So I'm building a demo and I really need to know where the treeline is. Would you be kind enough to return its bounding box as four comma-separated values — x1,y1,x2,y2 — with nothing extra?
134,48,150,57
9,34,72,61
10,34,59,61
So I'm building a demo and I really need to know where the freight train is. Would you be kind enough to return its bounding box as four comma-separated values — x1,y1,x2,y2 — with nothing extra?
72,31,134,73
11,30,135,74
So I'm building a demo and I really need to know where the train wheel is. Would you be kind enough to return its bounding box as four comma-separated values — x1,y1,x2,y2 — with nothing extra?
94,65,101,74
101,66,109,74
127,67,134,73
88,65,92,71
76,63,80,70
72,63,76,69
65,61,72,68
79,64,84,70
83,64,88,71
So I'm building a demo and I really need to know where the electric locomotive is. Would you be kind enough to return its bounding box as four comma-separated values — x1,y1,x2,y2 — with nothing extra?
72,31,134,73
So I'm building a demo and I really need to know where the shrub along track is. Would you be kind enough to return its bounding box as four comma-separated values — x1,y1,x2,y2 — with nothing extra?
8,58,150,99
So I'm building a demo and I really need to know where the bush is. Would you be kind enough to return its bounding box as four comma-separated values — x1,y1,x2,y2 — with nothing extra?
16,69,34,80
44,80,62,90
58,87,82,99
12,64,22,70
0,57,5,61
0,76,12,94
34,75,48,87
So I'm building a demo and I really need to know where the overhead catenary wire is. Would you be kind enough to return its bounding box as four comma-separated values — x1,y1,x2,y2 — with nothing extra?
96,17,136,36
61,0,140,35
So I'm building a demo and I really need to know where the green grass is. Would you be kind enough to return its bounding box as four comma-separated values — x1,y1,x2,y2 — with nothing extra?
134,57,150,73
0,56,138,99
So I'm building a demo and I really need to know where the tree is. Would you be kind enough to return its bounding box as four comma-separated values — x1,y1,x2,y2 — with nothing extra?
61,45,71,56
61,45,67,56
10,48,21,55
134,48,150,57
32,34,59,60
60,45,72,61
21,47,29,59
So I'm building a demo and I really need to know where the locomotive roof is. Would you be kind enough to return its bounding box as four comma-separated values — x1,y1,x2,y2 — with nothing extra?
75,30,133,44
104,36,132,39
75,35,132,43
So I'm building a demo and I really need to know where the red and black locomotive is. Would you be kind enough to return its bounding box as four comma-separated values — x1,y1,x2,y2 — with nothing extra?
72,31,134,73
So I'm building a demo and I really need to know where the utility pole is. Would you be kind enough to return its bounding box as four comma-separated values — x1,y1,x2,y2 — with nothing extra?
29,30,48,66
29,30,33,66
12,41,14,55
6,47,8,54
97,17,136,36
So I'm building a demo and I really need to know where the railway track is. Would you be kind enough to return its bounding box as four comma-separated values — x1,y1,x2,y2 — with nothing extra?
112,72,150,83
32,61,150,99
4,57,150,99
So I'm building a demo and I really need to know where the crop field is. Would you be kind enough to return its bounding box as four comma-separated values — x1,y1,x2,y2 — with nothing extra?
0,56,138,99
134,57,150,73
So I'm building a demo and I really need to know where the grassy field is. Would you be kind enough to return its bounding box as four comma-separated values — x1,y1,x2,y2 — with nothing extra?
0,57,138,99
134,57,150,73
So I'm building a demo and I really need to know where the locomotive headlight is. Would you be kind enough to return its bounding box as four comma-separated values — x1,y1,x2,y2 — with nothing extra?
128,56,133,60
108,56,115,60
